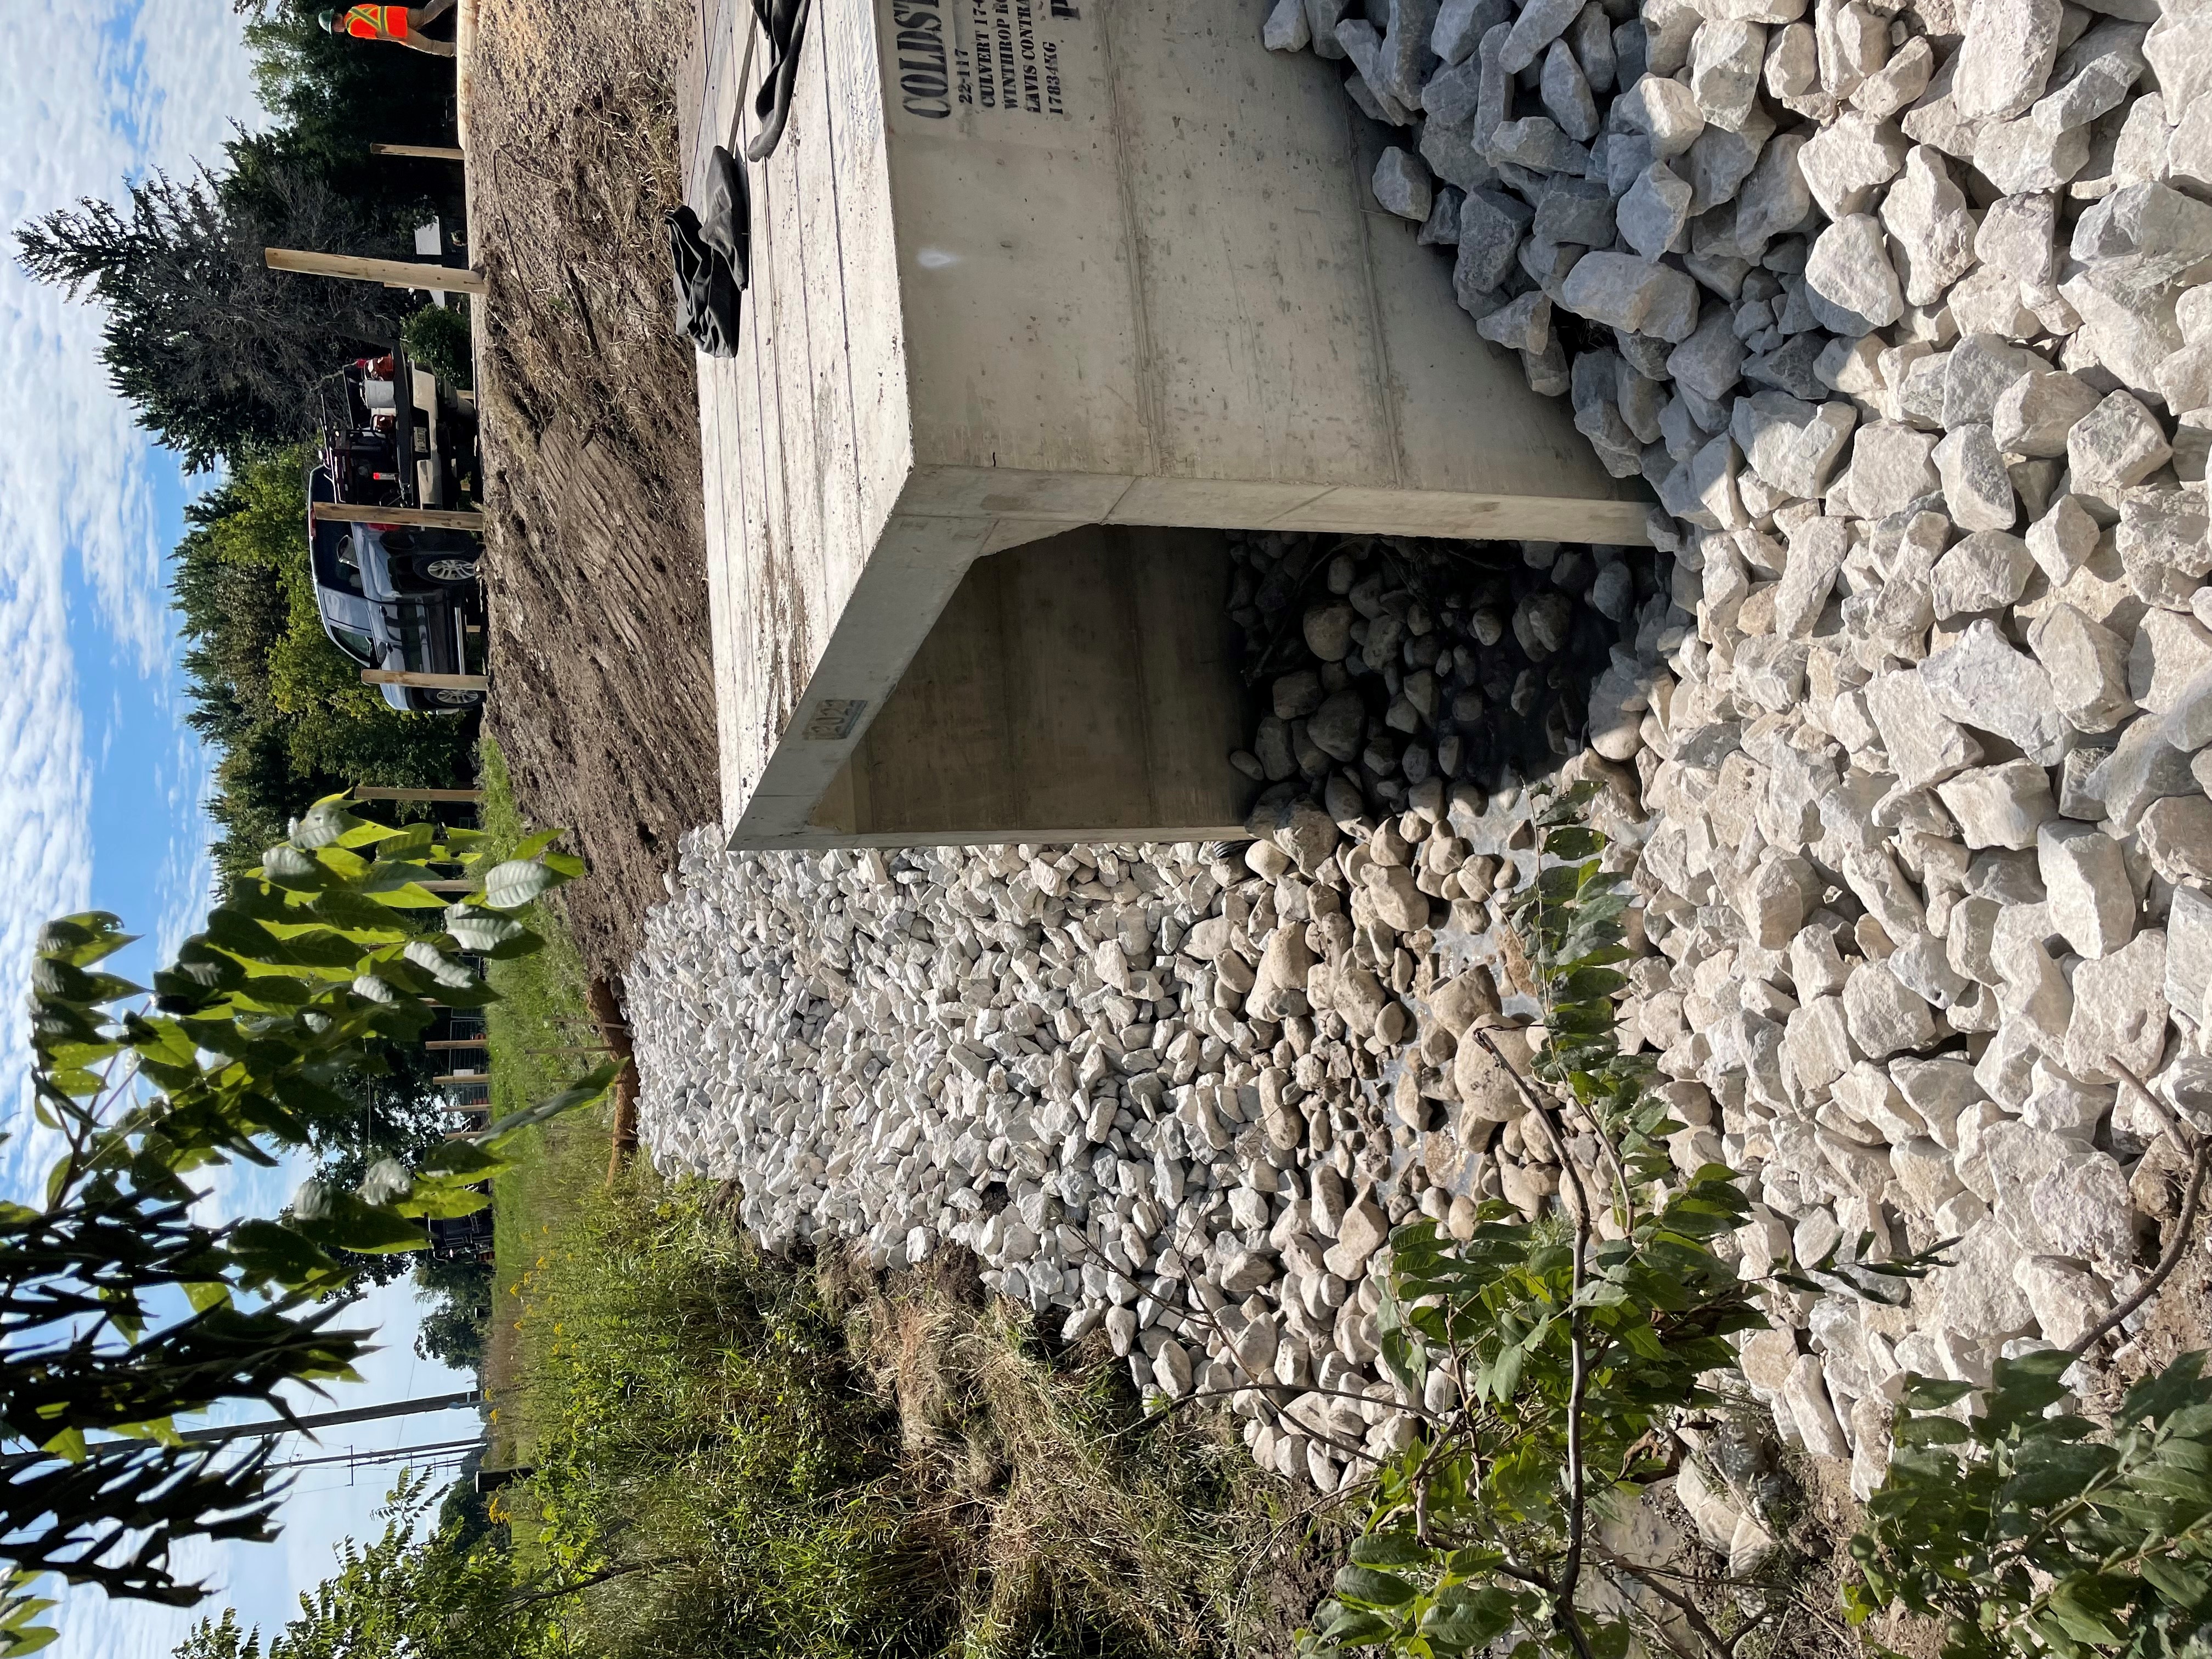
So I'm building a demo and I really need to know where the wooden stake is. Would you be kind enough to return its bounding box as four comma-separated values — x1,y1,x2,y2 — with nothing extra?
351,786,486,804
360,669,489,691
264,246,486,296
370,143,466,161
311,501,484,531
590,978,641,1186
434,1072,490,1085
424,1039,488,1050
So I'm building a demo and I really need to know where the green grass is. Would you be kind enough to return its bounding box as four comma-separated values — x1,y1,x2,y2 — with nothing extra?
467,732,1335,1657
489,1154,1331,1659
473,731,607,1470
476,733,597,1120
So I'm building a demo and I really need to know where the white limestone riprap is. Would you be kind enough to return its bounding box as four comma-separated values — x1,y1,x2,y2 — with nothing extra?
631,0,2212,1516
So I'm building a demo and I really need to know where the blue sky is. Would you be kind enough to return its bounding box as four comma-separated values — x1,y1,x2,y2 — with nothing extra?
0,5,475,1656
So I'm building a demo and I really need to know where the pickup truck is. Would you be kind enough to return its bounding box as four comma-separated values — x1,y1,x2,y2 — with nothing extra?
306,352,486,713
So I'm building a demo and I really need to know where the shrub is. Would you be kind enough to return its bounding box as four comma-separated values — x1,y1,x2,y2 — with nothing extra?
403,303,472,388
1847,1348,2212,1659
1302,787,1942,1659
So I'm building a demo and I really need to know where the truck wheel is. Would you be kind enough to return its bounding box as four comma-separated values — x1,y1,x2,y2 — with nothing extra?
416,555,480,585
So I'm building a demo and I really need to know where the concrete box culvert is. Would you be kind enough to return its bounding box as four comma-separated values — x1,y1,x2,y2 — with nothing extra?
680,0,1654,850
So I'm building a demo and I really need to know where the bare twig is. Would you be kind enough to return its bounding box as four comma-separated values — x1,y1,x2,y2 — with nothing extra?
2107,1056,2198,1158
1592,1539,1748,1659
2068,1134,2210,1358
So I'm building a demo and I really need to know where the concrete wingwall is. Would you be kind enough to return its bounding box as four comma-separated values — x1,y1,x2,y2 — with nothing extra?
686,0,1655,850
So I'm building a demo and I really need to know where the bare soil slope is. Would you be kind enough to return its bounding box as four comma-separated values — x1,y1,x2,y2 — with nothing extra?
469,0,718,977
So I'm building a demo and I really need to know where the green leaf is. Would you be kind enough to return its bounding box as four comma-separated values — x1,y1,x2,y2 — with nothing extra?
37,912,136,968
2162,1402,2212,1444
1420,1586,1518,1652
1321,1609,1393,1644
376,822,436,861
2001,1438,2119,1509
2138,1557,2212,1613
1893,1413,1971,1448
227,1218,345,1293
1334,1566,1417,1609
481,1060,623,1145
2120,1351,2207,1427
289,1189,428,1255
1543,826,1602,860
509,828,565,862
308,888,416,936
291,797,365,848
481,859,558,910
444,906,527,955
414,1139,505,1181
1350,1531,1430,1568
1486,1342,1523,1403
1983,1348,2078,1435
402,940,477,990
1899,1374,1977,1411
2045,1573,2137,1645
40,1428,85,1464
393,1181,491,1222
259,843,324,890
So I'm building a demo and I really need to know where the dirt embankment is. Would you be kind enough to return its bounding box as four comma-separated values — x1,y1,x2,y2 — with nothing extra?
468,0,719,978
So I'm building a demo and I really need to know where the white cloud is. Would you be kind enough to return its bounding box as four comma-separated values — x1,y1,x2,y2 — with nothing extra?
0,0,259,1136
0,5,277,1656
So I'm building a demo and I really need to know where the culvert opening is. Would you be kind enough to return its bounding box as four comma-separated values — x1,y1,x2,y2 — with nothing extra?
1224,529,1678,833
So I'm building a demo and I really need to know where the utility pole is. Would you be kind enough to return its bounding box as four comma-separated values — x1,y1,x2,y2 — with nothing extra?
1,1390,484,1474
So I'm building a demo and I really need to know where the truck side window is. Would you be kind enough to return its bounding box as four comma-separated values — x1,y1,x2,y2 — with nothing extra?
329,625,378,665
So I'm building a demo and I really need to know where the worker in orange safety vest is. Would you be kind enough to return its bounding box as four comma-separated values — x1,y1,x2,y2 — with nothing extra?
321,0,456,57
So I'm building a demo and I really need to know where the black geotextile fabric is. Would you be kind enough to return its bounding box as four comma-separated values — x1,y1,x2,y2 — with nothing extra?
667,144,748,358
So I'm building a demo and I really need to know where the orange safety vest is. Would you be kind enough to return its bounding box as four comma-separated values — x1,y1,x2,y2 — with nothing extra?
343,4,408,39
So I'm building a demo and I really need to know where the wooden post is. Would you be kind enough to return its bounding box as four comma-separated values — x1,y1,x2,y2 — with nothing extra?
264,247,486,296
360,669,489,692
433,1072,490,1085
589,978,640,1186
424,1038,489,1050
311,501,484,532
420,878,477,894
351,786,486,804
371,143,466,161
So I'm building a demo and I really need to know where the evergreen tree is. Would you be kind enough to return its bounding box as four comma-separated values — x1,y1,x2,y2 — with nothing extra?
18,165,413,470
18,0,459,467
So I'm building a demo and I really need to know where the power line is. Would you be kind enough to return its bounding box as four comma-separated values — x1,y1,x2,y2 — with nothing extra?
268,1435,486,1474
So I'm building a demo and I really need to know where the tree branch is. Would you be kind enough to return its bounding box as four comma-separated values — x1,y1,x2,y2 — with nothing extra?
1471,1025,1594,1605
506,1556,681,1609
